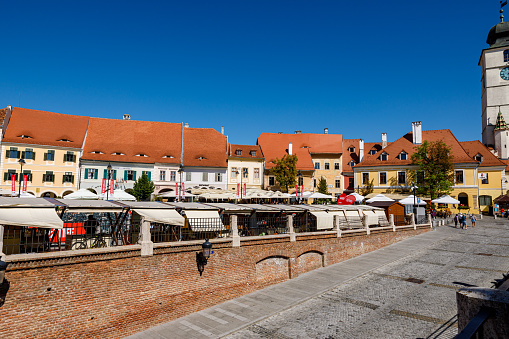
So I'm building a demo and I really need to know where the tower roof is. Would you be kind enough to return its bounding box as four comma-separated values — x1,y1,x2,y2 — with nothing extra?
487,21,509,48
495,110,509,131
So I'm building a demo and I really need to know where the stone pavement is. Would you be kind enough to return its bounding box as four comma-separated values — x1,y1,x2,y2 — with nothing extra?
126,218,509,339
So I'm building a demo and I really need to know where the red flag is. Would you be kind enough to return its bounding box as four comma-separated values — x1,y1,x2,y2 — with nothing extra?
236,183,240,197
101,179,107,194
109,179,114,195
11,174,15,194
337,193,347,205
22,175,27,193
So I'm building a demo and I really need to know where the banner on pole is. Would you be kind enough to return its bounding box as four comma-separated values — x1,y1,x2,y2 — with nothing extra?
237,183,240,197
11,174,15,194
110,179,114,195
182,183,185,196
22,175,27,193
243,183,246,196
101,179,107,194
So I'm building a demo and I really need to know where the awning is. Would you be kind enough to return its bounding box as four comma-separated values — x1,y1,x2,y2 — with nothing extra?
0,207,63,229
133,209,185,226
184,210,225,231
309,211,333,230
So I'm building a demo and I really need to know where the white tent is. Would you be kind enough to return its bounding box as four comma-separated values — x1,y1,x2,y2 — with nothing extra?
431,195,460,205
63,189,99,200
366,194,394,203
399,195,426,206
304,192,334,199
105,189,136,201
348,193,365,202
158,191,196,198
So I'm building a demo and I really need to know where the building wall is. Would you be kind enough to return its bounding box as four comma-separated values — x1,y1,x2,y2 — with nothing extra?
0,143,81,197
227,158,264,191
310,154,343,197
183,166,227,190
153,163,180,194
1,227,429,338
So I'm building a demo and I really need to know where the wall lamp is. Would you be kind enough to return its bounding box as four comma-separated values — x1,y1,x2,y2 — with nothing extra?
196,239,212,276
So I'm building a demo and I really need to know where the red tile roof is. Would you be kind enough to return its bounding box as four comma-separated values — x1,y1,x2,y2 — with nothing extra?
357,129,477,167
0,107,9,127
342,139,386,174
82,118,182,164
3,107,89,148
183,127,227,168
228,144,264,159
460,140,506,167
258,133,342,170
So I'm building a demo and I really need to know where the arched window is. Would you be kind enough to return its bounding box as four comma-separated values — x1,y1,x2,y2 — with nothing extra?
504,50,509,62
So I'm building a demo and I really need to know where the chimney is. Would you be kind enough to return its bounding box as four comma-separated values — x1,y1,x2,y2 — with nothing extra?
412,121,422,144
184,123,189,128
359,139,364,163
295,130,301,134
382,133,387,149
221,126,224,135
288,143,293,155
123,114,131,120
324,128,328,134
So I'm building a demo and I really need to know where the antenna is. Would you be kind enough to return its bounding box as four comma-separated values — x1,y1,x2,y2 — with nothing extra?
501,0,507,22
18,93,20,107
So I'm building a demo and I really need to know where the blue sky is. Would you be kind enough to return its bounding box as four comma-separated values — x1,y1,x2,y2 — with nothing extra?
0,1,499,145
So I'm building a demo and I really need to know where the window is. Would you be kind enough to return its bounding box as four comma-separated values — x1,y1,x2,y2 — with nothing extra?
349,161,355,167
103,169,117,180
202,172,208,182
348,147,355,152
455,170,464,184
231,167,237,179
85,168,98,180
269,176,275,186
400,152,407,160
479,195,492,206
6,147,20,159
43,171,54,182
298,176,304,186
348,177,354,189
482,173,489,184
369,150,376,155
63,172,74,184
314,162,320,170
254,168,260,179
380,152,388,161
64,151,76,162
397,171,406,185
125,170,136,181
22,170,32,182
334,162,340,170
142,171,151,181
23,148,35,160
362,173,369,185
505,49,509,62
324,162,330,170
251,151,257,157
159,170,166,181
416,171,425,185
44,150,55,161
186,172,191,181
314,179,317,188
335,179,341,188
242,168,248,179
170,171,176,181
474,154,483,162
379,172,387,185
215,173,222,182
4,170,17,181
235,150,242,156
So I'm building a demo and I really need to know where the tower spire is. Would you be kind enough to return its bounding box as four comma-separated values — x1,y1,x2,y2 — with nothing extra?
501,1,507,23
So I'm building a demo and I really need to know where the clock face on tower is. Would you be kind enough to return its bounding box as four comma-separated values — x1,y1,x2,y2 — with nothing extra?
501,67,509,80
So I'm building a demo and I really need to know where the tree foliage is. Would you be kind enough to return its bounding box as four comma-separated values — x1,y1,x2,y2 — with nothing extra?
360,179,374,196
317,176,328,194
132,173,155,201
270,154,298,193
408,140,454,200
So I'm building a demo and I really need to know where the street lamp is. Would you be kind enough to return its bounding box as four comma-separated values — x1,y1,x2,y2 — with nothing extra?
178,165,183,202
196,239,213,276
297,171,303,203
18,158,25,198
106,163,112,200
411,182,418,223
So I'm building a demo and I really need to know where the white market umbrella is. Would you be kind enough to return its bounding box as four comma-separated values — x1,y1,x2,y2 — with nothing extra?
366,194,394,203
431,195,460,205
158,191,196,198
106,189,136,201
18,192,36,198
0,188,13,196
348,193,365,202
399,195,426,206
63,189,99,200
304,192,334,199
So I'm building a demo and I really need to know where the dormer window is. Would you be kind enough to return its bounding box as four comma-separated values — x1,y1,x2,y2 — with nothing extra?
112,152,125,156
349,161,355,167
58,139,72,142
399,152,407,160
135,154,148,157
235,150,242,156
301,145,310,149
369,150,376,155
197,156,206,160
18,135,32,139
250,151,257,157
474,154,483,162
348,147,355,152
162,155,175,159
90,151,104,154
380,152,388,161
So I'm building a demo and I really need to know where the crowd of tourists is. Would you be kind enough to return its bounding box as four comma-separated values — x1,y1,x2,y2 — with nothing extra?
453,213,476,229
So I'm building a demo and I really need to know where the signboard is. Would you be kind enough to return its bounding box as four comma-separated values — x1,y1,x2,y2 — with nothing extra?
478,173,487,180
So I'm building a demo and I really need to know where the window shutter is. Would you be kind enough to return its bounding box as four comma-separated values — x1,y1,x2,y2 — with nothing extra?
3,173,7,181
71,175,74,184
63,154,67,162
16,151,21,159
32,152,35,160
103,169,107,179
94,169,98,179
62,176,65,184
133,171,137,180
21,151,25,159
5,150,9,158
147,172,151,181
85,168,89,179
124,170,128,180
73,154,76,162
44,153,48,161
113,170,117,180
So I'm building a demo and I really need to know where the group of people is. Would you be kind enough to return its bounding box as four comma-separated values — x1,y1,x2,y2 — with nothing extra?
454,213,476,229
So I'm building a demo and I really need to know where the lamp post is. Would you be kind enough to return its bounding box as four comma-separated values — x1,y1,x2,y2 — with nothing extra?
178,165,183,202
411,182,418,223
18,158,25,198
106,163,112,200
196,239,213,276
298,171,303,204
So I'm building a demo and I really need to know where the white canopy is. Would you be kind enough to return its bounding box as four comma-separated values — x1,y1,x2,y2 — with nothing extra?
304,192,334,199
0,207,63,229
309,211,333,230
348,193,365,202
0,188,13,196
134,209,185,226
399,195,427,206
366,194,394,203
431,195,460,205
105,190,137,201
158,191,196,198
63,189,99,200
184,210,225,231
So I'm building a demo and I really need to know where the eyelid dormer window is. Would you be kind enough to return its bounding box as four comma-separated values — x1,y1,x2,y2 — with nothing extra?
380,152,388,161
135,154,148,157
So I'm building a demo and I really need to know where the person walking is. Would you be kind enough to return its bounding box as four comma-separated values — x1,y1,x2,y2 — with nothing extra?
454,214,458,228
471,214,476,228
462,214,467,229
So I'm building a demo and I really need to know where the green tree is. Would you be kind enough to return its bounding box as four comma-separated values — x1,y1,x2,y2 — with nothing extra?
360,179,374,196
408,140,454,200
132,173,155,201
317,176,328,194
270,154,298,193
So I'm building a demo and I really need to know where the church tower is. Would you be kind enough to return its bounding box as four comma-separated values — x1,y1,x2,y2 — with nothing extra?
480,2,509,159
494,109,509,159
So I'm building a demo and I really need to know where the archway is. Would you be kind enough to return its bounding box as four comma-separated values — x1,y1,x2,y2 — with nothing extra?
40,191,57,198
62,190,75,197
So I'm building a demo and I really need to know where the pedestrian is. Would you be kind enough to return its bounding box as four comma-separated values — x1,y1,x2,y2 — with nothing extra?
454,214,458,228
462,214,467,229
471,214,476,227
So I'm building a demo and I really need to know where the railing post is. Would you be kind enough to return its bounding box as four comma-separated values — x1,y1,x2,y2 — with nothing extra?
139,217,153,257
389,214,395,232
363,215,370,235
334,215,341,237
231,215,240,247
428,214,433,229
0,225,4,260
410,213,416,230
287,215,296,242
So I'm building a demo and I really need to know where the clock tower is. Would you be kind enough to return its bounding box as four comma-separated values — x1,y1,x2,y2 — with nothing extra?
480,3,509,159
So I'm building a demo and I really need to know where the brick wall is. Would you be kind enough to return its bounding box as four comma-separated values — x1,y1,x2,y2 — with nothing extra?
0,227,429,338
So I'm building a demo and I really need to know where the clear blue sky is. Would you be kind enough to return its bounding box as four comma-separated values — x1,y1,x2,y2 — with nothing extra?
0,1,499,145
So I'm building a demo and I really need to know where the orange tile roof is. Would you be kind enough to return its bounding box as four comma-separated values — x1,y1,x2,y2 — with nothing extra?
357,129,477,167
183,127,227,168
342,139,386,174
82,118,182,164
460,140,506,167
3,107,89,148
0,107,9,127
228,144,264,159
258,133,342,170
